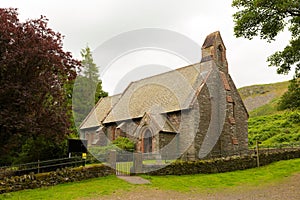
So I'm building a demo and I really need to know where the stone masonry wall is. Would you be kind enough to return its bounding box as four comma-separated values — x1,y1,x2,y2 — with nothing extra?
0,165,115,194
228,75,248,152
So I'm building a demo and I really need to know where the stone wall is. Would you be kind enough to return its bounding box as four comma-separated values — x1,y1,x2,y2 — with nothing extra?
143,149,300,175
194,84,212,158
0,164,115,194
228,74,248,151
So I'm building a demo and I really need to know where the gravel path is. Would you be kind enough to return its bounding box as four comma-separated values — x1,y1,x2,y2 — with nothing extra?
117,176,151,184
86,173,300,200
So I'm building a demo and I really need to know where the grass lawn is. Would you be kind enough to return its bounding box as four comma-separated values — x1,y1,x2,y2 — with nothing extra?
1,158,300,200
142,158,300,192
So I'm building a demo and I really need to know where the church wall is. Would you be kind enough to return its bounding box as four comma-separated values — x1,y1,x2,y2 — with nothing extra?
158,132,178,155
194,84,212,158
228,75,248,152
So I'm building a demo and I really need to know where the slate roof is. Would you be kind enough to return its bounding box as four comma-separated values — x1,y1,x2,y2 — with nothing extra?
103,63,207,123
80,94,121,129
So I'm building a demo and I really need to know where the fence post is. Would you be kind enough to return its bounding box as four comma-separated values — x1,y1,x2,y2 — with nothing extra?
37,160,40,174
133,153,142,174
108,150,116,170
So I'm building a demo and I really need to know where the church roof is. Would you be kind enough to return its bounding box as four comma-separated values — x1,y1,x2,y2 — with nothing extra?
79,94,121,129
103,63,207,123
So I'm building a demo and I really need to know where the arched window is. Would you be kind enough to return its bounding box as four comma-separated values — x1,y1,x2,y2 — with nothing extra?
217,45,224,63
143,129,153,153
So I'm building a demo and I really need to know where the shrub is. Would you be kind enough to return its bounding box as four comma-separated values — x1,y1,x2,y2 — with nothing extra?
112,137,135,152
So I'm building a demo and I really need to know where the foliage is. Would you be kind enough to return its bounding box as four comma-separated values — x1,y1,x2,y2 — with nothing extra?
0,8,80,164
248,111,300,146
72,46,108,128
112,137,135,152
88,145,116,155
278,79,300,110
14,136,67,164
89,137,136,154
232,0,300,78
80,46,108,103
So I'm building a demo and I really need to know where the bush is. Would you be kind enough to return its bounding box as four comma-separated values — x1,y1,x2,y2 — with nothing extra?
112,137,135,152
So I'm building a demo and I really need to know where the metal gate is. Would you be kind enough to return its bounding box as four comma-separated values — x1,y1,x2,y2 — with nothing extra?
116,152,133,176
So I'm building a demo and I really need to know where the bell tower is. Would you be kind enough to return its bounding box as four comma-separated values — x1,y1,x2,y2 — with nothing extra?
201,31,228,74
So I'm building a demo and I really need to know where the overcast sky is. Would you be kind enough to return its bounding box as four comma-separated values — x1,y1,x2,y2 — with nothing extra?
1,0,294,94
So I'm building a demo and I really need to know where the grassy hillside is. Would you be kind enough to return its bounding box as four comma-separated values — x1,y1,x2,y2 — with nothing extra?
248,110,300,147
238,81,289,113
238,80,299,147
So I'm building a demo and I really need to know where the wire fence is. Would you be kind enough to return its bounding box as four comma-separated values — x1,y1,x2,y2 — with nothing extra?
249,142,300,154
0,157,85,179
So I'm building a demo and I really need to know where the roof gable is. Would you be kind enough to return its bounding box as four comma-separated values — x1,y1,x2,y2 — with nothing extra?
133,112,178,137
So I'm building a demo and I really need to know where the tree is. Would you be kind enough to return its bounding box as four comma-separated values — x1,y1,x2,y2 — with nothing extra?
80,46,108,102
278,79,300,110
232,0,300,78
72,46,108,128
0,8,80,164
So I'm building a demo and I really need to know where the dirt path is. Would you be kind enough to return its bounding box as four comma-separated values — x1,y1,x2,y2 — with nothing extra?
87,173,300,200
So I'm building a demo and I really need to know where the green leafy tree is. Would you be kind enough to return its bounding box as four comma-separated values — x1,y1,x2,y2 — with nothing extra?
232,0,300,78
81,46,99,83
72,46,108,128
0,8,80,164
278,79,300,110
81,46,108,102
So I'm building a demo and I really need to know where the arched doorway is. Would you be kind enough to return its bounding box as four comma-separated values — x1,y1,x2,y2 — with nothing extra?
143,129,153,153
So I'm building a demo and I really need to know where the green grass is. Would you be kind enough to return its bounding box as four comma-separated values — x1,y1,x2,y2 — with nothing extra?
0,175,133,200
142,158,300,192
249,98,281,117
2,159,300,199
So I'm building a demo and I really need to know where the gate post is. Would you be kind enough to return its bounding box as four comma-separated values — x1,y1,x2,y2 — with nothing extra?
133,153,143,174
108,150,117,170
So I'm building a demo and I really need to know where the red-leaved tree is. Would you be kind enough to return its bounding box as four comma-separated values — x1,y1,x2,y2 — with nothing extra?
0,8,81,164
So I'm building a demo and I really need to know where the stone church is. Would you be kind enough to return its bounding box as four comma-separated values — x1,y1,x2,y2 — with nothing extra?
80,31,249,160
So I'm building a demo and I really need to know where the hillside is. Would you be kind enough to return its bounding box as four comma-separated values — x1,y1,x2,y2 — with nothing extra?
238,80,300,147
247,111,300,147
238,81,289,113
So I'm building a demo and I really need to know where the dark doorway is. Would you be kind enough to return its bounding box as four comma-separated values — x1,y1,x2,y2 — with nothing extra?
143,130,152,153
